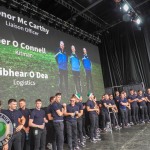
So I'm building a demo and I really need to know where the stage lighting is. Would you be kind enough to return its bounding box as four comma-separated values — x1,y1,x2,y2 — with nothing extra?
123,4,129,12
136,18,141,25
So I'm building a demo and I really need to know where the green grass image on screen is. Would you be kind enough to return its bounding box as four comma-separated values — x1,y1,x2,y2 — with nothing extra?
0,44,105,109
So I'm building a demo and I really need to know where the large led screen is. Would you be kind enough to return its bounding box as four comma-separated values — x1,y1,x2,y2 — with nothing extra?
0,6,104,108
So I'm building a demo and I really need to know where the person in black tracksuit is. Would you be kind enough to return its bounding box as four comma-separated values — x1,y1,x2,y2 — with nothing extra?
86,93,99,143
93,96,101,139
137,90,149,124
109,94,119,128
29,99,48,150
46,96,57,150
64,95,79,150
114,91,121,126
128,89,139,125
124,92,133,126
51,93,64,150
98,95,105,130
75,94,86,147
145,88,150,119
119,92,128,128
101,94,111,131
18,99,31,150
3,99,26,150
82,102,88,138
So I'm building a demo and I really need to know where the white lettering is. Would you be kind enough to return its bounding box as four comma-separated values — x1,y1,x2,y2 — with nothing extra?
12,41,18,47
17,17,27,25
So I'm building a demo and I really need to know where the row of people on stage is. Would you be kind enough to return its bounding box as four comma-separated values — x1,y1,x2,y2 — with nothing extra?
0,93,96,150
113,88,150,126
0,88,150,150
99,88,150,131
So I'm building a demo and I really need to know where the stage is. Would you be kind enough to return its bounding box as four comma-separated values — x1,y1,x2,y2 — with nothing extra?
63,124,150,150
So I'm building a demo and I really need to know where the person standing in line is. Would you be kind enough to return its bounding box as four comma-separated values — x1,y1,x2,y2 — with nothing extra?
75,94,86,147
29,99,48,150
46,96,57,150
124,92,133,126
82,48,93,92
114,91,121,126
51,93,65,150
86,93,99,143
145,88,150,118
93,96,101,140
3,99,25,150
137,90,149,124
18,99,31,150
64,95,80,150
128,89,139,125
109,94,120,129
82,102,89,139
119,92,129,128
101,94,112,131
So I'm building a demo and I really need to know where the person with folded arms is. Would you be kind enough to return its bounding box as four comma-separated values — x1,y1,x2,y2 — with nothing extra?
3,99,25,150
29,99,48,150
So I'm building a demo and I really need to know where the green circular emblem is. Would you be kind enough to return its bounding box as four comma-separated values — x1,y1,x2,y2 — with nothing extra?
0,122,6,137
0,113,13,148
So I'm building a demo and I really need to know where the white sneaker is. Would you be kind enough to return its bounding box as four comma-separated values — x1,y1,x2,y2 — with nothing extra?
47,143,52,150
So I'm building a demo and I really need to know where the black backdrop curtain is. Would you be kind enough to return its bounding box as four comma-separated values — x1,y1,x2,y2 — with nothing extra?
99,21,150,89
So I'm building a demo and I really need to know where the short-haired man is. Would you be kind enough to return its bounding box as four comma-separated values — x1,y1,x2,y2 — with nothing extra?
3,99,25,150
29,99,48,150
46,96,56,150
145,88,150,118
64,95,80,150
101,94,114,131
86,93,99,143
18,99,31,150
51,93,64,150
128,89,139,125
119,92,129,128
75,94,86,147
137,90,149,124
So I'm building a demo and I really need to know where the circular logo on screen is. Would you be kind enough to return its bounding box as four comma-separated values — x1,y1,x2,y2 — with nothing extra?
0,113,13,148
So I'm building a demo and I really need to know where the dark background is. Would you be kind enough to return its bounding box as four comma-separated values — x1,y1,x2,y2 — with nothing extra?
99,21,150,89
